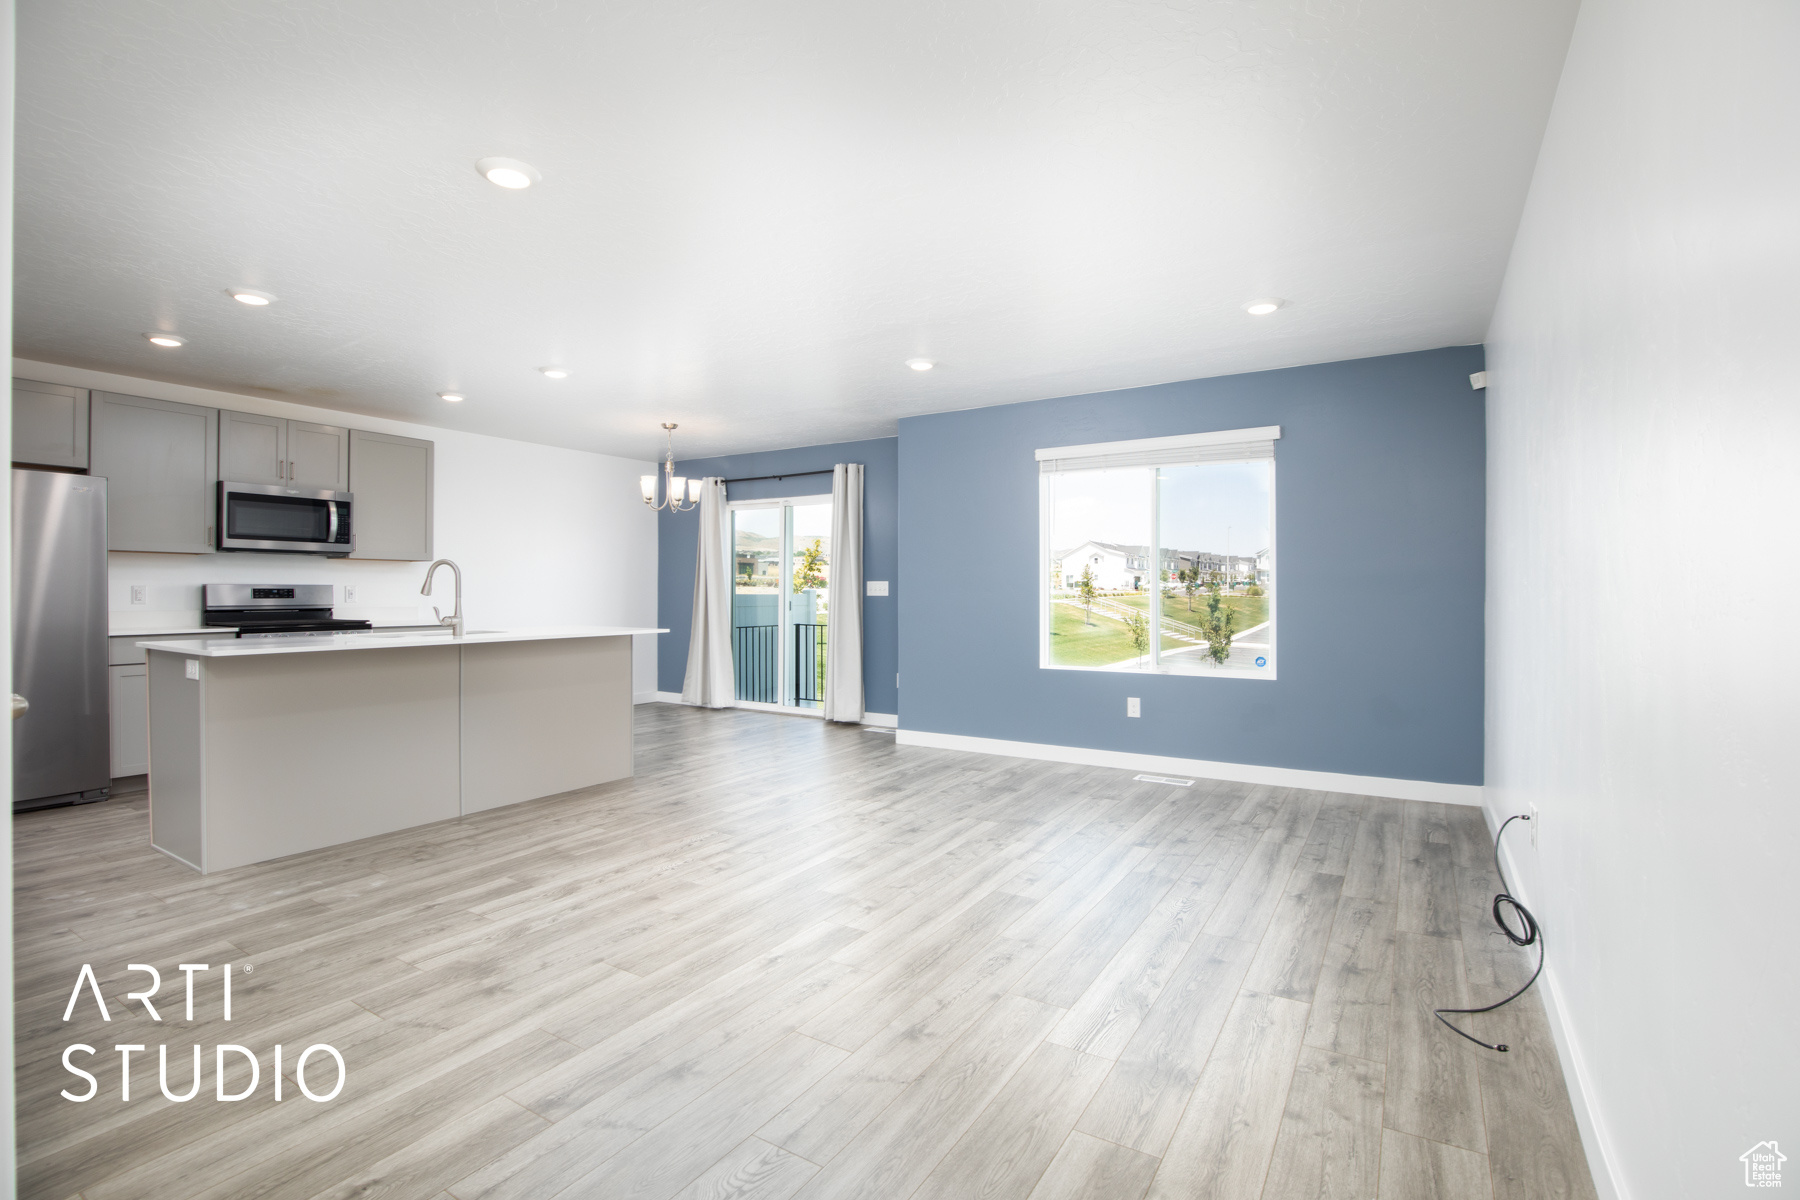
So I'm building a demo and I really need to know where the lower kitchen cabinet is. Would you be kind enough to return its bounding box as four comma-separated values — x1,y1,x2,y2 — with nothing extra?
109,663,149,777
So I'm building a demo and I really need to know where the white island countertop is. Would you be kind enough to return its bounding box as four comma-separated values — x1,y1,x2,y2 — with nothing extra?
138,625,666,658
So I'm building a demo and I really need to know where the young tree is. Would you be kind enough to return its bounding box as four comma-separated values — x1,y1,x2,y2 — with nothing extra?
1077,565,1099,626
792,538,827,592
1122,610,1150,667
1178,566,1201,610
1201,579,1237,667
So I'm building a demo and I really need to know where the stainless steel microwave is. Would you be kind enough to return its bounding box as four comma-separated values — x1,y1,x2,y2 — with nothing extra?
217,481,354,556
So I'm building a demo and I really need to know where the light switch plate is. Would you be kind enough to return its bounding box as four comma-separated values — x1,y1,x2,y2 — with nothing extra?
866,580,889,596
184,659,200,681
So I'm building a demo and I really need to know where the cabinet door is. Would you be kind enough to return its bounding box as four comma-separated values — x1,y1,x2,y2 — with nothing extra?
12,379,90,469
90,392,220,553
348,430,433,560
110,664,149,777
288,421,350,490
219,410,286,485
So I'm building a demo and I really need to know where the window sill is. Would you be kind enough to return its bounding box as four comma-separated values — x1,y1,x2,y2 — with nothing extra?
1040,661,1278,681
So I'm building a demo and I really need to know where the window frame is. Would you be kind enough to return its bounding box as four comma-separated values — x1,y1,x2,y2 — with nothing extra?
1037,428,1279,681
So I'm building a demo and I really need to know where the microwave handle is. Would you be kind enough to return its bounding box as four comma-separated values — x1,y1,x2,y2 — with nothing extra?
328,501,339,544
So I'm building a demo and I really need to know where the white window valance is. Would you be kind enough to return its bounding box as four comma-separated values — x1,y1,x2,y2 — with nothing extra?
1035,425,1281,473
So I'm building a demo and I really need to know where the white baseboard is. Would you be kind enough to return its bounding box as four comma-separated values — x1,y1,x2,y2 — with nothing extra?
893,728,1483,806
861,712,898,728
633,691,658,705
653,691,685,704
1491,821,1626,1200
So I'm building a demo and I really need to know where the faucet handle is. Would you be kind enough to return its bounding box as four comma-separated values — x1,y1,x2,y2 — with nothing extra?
432,605,444,624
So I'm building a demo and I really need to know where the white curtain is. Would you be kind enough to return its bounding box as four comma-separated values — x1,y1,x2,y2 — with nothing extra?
824,463,865,723
681,478,735,707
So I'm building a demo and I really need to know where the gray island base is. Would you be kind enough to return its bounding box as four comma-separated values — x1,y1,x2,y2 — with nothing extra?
139,627,664,873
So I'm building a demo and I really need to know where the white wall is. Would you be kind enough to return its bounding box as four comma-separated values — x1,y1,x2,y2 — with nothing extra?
1485,1,1799,1197
2,2,18,1193
14,359,662,700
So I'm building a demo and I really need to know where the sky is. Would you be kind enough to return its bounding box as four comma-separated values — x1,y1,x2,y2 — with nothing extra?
1047,462,1271,558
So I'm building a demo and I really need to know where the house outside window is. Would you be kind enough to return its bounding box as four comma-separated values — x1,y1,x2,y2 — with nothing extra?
1038,426,1278,679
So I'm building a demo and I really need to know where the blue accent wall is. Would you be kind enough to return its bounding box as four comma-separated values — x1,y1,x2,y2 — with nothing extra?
897,346,1486,785
657,437,900,715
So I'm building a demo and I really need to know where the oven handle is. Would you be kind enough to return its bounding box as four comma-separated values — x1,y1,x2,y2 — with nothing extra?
328,501,339,544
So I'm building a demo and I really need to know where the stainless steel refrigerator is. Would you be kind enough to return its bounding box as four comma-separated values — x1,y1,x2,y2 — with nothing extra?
12,469,110,810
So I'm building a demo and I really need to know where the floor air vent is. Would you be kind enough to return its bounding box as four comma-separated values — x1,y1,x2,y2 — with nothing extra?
1133,774,1195,787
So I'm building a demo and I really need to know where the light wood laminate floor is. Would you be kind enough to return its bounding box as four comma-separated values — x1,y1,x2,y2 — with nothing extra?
13,704,1598,1200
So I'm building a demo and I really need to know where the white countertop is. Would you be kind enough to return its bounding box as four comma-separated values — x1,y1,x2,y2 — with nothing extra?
138,625,667,658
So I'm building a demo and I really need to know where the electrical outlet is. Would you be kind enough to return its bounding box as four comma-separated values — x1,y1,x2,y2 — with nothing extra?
1126,697,1141,718
184,659,199,681
130,584,147,606
344,585,358,604
1529,803,1540,849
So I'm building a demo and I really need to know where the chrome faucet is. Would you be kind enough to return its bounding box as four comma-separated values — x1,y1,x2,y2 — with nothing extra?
420,559,464,638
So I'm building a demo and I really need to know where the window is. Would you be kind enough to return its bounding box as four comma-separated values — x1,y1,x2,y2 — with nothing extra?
1040,426,1278,679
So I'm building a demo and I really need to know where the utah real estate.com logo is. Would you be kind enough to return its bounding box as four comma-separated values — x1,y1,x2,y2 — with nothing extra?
1741,1141,1785,1188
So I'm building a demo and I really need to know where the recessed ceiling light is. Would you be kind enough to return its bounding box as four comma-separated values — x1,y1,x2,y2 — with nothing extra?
228,288,276,306
474,157,541,189
1244,299,1285,316
144,333,186,347
906,358,935,371
538,366,569,379
438,392,465,402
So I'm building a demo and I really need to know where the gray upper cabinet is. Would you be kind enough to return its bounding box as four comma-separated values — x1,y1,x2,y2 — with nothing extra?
349,430,433,560
90,392,219,553
12,379,90,469
219,409,285,485
288,421,350,490
220,410,349,490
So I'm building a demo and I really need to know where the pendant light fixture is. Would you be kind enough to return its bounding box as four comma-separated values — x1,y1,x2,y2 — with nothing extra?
641,423,701,512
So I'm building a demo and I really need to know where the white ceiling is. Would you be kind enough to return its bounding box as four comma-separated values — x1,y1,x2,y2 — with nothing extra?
15,0,1578,460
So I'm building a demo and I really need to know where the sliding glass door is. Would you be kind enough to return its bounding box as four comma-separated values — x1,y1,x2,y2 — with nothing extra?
729,497,832,711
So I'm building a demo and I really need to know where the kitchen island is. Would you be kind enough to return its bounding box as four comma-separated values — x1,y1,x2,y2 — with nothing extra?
138,626,663,873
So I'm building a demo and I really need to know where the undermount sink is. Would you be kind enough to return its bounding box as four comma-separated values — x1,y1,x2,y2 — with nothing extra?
361,629,505,638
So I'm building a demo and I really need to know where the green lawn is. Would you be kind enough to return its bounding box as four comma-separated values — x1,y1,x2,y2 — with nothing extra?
1050,603,1145,666
1049,592,1268,666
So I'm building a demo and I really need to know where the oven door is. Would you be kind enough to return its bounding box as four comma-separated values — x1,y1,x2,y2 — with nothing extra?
218,482,354,555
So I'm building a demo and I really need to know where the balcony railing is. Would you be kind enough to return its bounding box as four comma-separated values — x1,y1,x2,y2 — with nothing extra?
732,624,777,703
732,622,828,705
795,622,827,704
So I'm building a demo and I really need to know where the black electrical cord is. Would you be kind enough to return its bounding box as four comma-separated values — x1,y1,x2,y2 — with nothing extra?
1434,813,1543,1053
